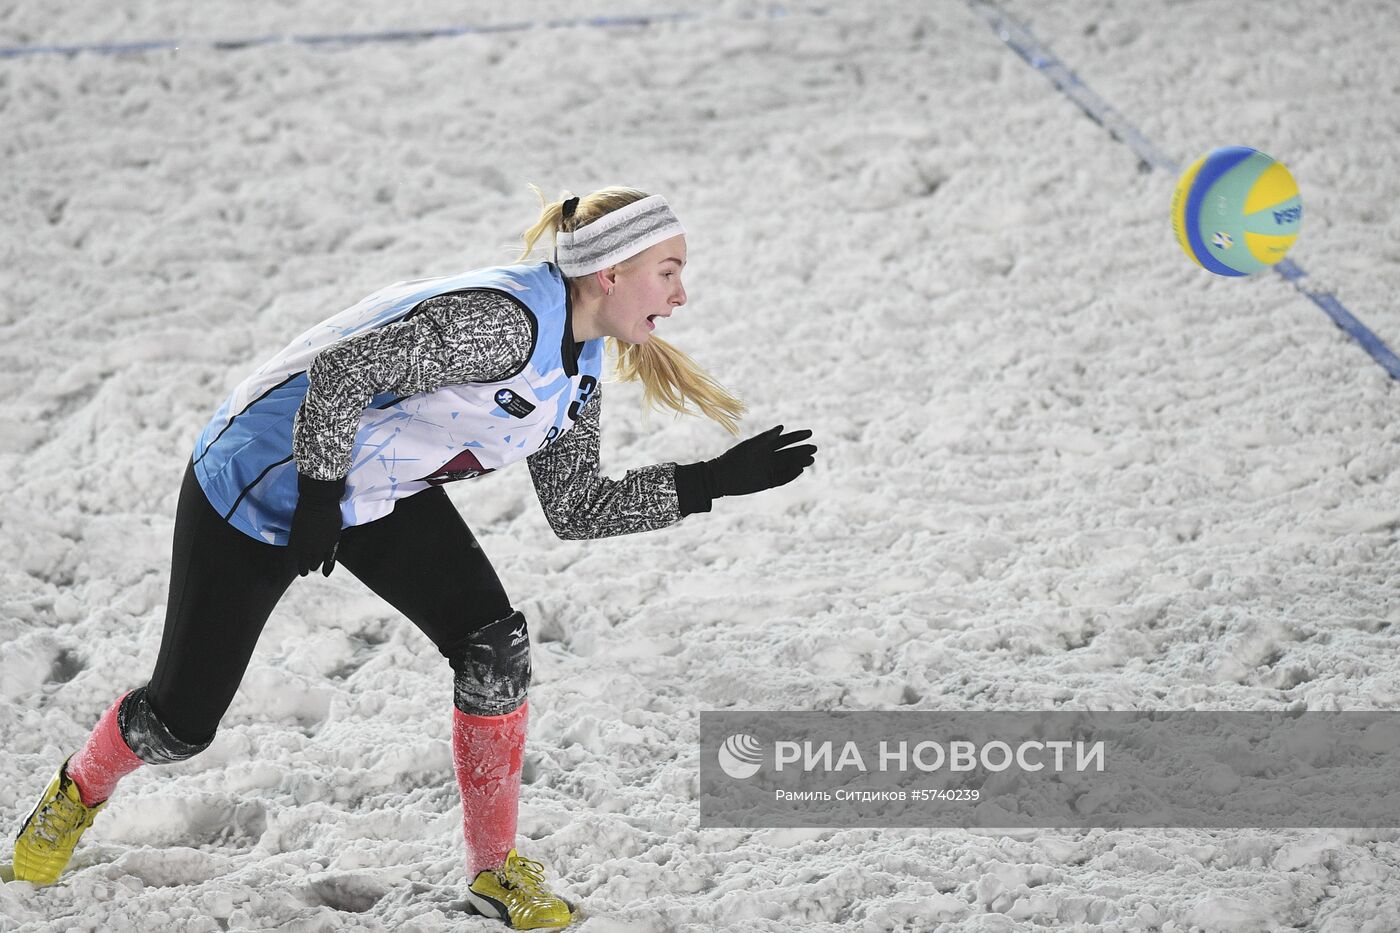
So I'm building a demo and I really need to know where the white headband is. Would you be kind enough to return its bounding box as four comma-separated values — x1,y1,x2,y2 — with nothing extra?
555,195,685,278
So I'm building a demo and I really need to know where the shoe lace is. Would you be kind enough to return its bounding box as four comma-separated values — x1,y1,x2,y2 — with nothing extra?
501,854,549,892
30,790,86,846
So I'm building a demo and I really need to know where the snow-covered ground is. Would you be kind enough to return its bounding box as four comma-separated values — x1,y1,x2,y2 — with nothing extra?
3,1,1399,930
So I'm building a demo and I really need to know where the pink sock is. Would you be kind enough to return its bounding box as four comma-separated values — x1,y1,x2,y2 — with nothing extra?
66,692,146,807
453,701,528,878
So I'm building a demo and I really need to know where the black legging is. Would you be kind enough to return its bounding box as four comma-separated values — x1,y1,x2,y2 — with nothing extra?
146,461,515,743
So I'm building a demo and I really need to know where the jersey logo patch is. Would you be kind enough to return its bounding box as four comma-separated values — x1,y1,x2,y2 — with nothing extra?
495,389,536,419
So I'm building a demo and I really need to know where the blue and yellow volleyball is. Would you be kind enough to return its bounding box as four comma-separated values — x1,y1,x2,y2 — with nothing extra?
1171,146,1301,276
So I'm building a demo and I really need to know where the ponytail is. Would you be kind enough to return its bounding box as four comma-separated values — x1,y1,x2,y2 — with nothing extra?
519,185,745,435
518,184,567,262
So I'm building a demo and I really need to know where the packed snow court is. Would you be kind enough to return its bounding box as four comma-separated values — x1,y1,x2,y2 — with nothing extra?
4,1,1400,931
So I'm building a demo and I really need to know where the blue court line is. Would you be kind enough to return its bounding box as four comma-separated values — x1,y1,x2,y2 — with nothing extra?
0,11,716,60
968,0,1400,381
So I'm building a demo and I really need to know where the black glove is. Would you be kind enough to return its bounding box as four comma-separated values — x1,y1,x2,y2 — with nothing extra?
288,473,346,577
676,425,817,514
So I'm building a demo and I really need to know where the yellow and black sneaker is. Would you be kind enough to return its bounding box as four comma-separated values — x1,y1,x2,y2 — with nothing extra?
12,759,104,885
466,849,575,929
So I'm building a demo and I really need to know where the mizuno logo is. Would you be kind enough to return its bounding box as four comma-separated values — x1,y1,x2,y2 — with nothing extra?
510,625,527,646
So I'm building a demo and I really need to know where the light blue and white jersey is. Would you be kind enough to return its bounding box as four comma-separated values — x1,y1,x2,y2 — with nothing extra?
193,262,604,544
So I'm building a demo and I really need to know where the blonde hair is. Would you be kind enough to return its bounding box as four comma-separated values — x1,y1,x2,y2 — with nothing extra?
519,185,745,435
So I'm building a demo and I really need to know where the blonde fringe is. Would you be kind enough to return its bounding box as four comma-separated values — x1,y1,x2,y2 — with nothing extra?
518,184,745,436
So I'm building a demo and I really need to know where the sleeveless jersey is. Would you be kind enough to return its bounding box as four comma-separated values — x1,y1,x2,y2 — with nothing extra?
192,262,603,544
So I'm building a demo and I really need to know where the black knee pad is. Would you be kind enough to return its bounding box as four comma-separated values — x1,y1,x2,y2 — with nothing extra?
118,687,215,765
448,610,532,716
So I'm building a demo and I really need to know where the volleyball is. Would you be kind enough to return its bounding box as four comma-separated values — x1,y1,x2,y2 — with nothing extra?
1171,146,1301,276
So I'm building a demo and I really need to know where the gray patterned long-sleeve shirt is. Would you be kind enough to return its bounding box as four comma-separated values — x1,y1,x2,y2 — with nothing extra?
291,290,687,540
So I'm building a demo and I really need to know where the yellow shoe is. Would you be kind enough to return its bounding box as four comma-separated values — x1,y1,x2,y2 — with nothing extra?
12,759,104,885
466,849,575,929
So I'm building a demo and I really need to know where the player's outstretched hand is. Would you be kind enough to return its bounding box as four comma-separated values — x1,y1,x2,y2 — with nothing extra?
704,425,817,498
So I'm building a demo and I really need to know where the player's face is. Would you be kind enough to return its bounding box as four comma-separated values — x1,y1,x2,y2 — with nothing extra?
606,235,687,345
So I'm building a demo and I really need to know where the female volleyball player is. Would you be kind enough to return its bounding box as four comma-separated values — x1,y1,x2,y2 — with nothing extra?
13,187,817,929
